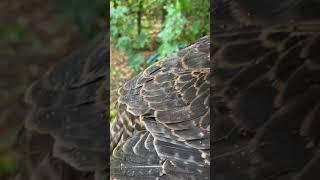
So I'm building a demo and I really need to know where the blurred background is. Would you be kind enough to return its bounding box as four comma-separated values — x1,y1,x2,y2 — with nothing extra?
110,0,210,121
0,0,105,179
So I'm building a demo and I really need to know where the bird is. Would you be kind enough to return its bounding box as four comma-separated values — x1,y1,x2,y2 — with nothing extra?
213,0,320,179
18,34,210,180
15,35,108,180
110,36,210,179
16,0,320,179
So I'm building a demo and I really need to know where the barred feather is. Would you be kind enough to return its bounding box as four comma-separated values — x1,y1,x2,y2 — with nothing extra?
110,36,210,179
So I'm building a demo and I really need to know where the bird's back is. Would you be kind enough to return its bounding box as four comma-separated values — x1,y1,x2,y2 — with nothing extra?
213,0,320,179
110,36,210,179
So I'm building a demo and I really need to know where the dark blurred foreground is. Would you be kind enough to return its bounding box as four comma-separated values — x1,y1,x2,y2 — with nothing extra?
0,0,104,179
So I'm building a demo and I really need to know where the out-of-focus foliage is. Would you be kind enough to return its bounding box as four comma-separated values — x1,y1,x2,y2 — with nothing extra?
0,155,18,177
110,0,209,73
56,0,105,37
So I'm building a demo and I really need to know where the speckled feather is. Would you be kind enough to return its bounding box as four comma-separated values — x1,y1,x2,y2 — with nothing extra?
110,36,210,179
213,0,320,179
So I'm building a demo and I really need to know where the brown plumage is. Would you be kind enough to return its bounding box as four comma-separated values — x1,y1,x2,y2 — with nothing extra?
110,36,210,179
213,0,320,179
17,35,108,180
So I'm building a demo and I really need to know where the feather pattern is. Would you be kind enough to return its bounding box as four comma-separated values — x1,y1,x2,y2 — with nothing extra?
19,35,108,180
213,1,320,179
110,36,210,179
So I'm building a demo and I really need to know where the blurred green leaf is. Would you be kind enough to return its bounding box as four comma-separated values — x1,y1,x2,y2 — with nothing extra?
0,26,28,41
110,109,117,122
132,32,150,49
116,36,131,51
0,154,18,176
56,0,105,37
128,51,145,73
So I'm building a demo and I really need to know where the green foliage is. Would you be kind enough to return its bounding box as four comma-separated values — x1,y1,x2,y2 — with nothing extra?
158,1,186,59
111,2,151,73
56,0,105,37
110,109,117,122
158,0,210,58
0,25,28,41
127,51,145,72
111,0,209,73
0,154,18,177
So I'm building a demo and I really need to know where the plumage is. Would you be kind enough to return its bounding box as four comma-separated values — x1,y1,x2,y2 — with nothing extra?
16,1,320,179
213,0,320,179
110,36,210,179
17,35,108,180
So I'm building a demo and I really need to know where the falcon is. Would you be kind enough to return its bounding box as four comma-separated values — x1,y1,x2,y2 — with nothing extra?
110,36,210,179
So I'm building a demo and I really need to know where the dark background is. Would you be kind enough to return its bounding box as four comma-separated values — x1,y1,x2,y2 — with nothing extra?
0,0,105,179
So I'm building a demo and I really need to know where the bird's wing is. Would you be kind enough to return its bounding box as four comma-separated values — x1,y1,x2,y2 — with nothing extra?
23,34,108,178
212,22,320,179
14,129,100,180
111,36,210,179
